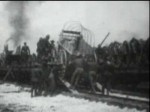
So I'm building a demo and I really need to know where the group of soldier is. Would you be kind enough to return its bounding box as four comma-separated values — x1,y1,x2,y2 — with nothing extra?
0,42,31,66
36,34,56,63
96,37,149,68
30,36,106,97
31,51,107,97
0,35,149,97
31,36,149,97
31,34,59,97
64,52,112,95
17,34,56,65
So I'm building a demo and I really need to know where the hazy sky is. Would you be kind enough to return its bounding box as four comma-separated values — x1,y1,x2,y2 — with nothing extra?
0,1,149,53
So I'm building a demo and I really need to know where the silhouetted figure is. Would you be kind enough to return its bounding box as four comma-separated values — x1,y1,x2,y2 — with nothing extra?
50,40,56,62
21,42,30,64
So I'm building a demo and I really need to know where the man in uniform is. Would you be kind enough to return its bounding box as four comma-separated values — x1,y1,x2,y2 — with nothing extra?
21,42,30,64
144,37,149,64
50,40,56,62
40,59,50,96
121,41,130,67
44,35,51,55
87,57,100,93
43,35,52,62
37,35,51,63
31,64,42,97
15,45,21,55
140,37,149,66
70,52,86,89
37,37,44,61
129,38,141,66
41,58,56,96
98,57,113,96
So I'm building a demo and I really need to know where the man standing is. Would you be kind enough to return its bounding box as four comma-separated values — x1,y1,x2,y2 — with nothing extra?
129,38,142,68
31,64,42,97
43,35,52,62
121,41,130,67
70,52,86,89
50,40,56,62
87,57,100,93
37,35,51,63
44,35,51,55
40,60,50,96
37,37,44,61
100,59,113,96
41,59,56,96
21,42,30,64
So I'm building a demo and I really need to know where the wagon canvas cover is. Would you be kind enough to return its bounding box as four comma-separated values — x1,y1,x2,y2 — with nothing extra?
58,30,94,55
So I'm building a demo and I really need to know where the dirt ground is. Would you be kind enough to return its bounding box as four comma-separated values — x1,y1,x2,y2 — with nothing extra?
0,83,147,112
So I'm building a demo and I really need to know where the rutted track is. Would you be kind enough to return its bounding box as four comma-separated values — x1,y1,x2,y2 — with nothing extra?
0,80,149,111
61,90,149,111
0,66,149,111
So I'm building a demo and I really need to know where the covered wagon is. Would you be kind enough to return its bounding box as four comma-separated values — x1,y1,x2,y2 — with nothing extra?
57,21,96,65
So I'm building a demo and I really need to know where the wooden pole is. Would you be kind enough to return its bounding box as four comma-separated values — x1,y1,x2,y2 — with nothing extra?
3,66,13,82
99,32,110,47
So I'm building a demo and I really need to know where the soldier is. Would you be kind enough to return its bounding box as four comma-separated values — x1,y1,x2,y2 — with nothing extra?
31,64,42,97
98,57,113,96
21,42,30,64
0,54,2,66
37,35,52,63
44,35,51,54
40,60,50,96
145,37,149,64
102,70,112,96
43,35,52,63
50,40,56,62
41,59,56,96
15,45,21,55
95,45,105,59
31,53,37,65
120,41,130,67
70,52,87,89
87,57,100,93
129,38,141,66
140,37,149,66
37,37,44,61
112,42,122,66
48,66,57,96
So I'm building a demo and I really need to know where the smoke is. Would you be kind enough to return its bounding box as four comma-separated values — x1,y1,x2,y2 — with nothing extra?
5,1,29,48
